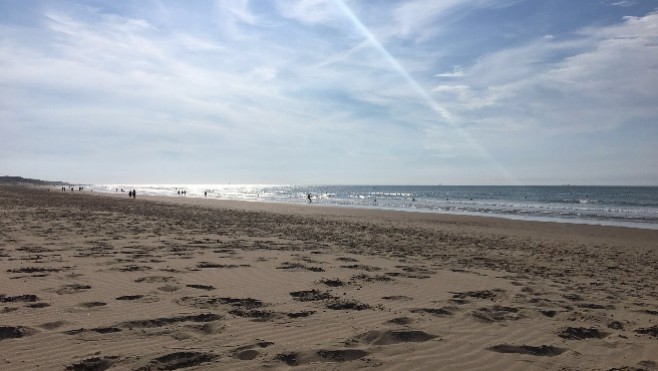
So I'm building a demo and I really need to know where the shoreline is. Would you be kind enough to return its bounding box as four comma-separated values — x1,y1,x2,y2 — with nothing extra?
86,187,658,251
2,185,657,370
82,184,658,232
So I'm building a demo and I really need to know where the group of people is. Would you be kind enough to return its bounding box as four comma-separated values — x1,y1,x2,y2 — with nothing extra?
128,189,136,199
62,186,84,192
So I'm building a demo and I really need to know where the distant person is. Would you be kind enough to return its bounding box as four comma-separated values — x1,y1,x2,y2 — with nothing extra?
307,193,312,203
204,191,207,197
128,190,132,198
177,190,180,196
132,189,136,199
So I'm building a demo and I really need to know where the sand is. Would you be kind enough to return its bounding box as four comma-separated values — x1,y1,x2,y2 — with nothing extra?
1,186,657,370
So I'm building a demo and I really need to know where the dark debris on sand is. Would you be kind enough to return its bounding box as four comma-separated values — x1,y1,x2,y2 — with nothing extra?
451,289,504,301
0,294,40,303
318,278,345,287
635,325,658,338
325,299,370,311
277,262,325,272
177,296,264,310
289,289,336,302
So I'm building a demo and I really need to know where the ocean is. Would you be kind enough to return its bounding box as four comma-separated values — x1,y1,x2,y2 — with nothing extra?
91,184,658,230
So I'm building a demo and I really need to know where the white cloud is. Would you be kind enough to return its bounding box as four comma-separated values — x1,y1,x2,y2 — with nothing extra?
1,1,656,184
276,0,343,25
388,0,520,41
430,11,658,134
610,1,636,7
392,0,465,38
247,67,278,83
218,0,258,25
436,66,465,78
175,34,222,52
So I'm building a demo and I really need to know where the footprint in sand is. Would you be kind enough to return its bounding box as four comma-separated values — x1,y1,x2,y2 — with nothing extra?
135,276,178,284
52,284,92,295
232,341,274,361
286,310,315,318
78,301,107,308
353,329,438,345
387,317,414,325
39,321,69,330
141,351,216,370
317,278,345,287
115,294,159,303
451,289,506,302
488,344,566,357
410,307,454,316
26,302,50,309
471,305,523,322
186,284,215,291
65,356,119,371
275,349,369,366
0,326,38,340
382,295,412,301
558,327,608,340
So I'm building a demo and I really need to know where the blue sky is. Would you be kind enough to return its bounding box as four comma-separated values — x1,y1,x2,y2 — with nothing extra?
1,0,657,185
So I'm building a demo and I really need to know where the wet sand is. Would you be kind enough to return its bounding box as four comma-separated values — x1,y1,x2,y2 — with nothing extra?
1,186,657,370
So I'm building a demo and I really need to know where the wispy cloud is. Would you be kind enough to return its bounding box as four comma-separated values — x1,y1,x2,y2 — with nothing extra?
430,11,658,134
276,0,343,25
0,1,656,184
611,1,637,7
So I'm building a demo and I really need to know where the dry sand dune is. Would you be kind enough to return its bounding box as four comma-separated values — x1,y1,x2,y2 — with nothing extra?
1,186,657,370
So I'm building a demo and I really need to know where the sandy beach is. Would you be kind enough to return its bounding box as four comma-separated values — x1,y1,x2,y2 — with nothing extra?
1,186,657,370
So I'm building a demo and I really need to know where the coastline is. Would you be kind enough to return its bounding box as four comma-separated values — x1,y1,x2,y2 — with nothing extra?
1,185,657,370
99,189,658,250
86,183,658,231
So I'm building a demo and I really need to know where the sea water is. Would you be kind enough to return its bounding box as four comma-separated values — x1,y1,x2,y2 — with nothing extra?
92,184,658,230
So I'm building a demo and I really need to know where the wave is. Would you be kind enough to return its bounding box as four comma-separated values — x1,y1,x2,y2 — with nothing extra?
90,184,658,229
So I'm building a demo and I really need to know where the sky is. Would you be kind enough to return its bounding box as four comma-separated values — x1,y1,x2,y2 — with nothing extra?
1,0,657,185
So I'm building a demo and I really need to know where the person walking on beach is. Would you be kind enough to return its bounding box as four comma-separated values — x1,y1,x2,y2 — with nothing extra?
128,190,132,198
132,189,136,199
307,193,312,203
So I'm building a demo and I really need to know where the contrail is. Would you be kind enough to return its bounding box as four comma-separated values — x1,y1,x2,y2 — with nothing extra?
332,0,453,123
333,0,517,184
